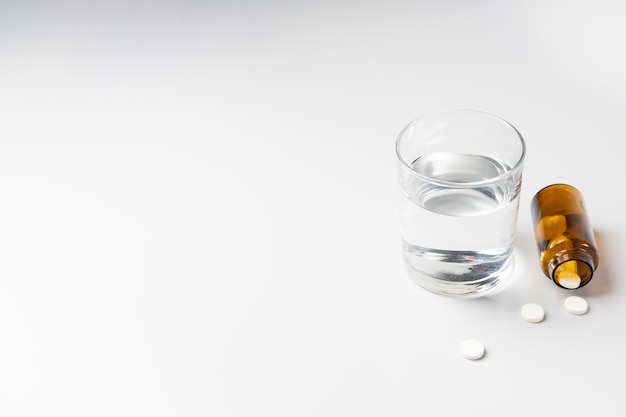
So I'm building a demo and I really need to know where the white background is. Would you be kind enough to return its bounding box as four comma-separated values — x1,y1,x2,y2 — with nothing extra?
1,1,625,416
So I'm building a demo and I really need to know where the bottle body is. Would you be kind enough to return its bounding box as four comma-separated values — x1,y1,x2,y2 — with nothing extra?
530,184,599,289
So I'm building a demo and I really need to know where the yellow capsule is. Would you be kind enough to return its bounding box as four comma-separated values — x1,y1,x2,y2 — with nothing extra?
560,259,579,274
546,234,574,253
535,215,567,242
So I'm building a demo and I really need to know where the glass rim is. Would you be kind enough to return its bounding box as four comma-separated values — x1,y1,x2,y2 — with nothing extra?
395,109,527,187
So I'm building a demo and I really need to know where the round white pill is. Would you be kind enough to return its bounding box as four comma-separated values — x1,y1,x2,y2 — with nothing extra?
459,339,485,360
558,271,581,289
521,303,545,323
564,296,588,315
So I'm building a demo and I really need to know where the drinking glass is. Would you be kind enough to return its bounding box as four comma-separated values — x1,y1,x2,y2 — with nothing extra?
396,109,526,296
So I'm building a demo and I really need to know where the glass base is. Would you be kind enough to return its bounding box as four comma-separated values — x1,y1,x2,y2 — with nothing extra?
402,249,515,297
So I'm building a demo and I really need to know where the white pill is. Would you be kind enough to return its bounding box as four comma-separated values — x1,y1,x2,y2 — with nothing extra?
521,303,545,323
558,271,581,289
564,296,589,315
459,339,485,360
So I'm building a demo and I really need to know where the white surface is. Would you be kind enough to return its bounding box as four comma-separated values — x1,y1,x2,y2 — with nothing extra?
1,1,625,416
521,303,545,323
565,296,589,315
459,339,485,360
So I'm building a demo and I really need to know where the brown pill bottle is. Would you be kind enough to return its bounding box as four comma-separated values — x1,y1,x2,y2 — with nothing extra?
530,184,599,289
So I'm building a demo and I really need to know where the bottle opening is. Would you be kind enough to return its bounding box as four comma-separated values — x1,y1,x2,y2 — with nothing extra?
553,260,593,289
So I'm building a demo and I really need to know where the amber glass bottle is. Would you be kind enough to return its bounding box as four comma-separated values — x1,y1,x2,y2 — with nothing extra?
530,184,599,289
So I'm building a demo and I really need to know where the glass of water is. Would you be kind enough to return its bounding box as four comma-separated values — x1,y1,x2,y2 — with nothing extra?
396,109,526,297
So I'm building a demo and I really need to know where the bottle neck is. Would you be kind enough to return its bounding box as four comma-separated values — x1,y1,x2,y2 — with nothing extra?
548,249,595,288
